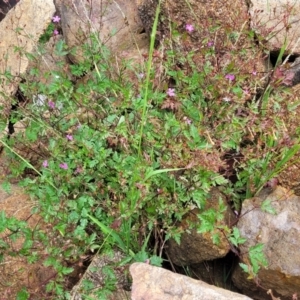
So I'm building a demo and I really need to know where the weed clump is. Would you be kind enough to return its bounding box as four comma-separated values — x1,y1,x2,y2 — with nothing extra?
0,2,299,298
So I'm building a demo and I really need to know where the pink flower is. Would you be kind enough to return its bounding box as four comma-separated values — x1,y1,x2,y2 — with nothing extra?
207,41,214,47
183,116,192,125
59,163,68,170
48,101,55,109
166,88,176,97
53,29,59,35
225,74,235,81
42,160,48,168
66,134,73,141
75,166,83,174
243,89,250,96
52,15,61,23
185,24,194,33
252,70,257,76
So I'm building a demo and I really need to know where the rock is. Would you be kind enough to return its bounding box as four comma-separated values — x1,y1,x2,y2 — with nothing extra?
130,262,253,300
26,35,72,86
56,0,148,63
249,0,300,53
167,188,236,266
0,0,19,22
0,0,55,117
71,251,131,300
280,57,300,87
233,186,300,300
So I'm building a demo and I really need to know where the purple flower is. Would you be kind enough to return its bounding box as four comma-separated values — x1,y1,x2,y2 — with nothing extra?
185,24,194,33
207,41,214,47
166,88,176,97
42,160,48,168
225,74,235,81
138,73,145,79
53,29,59,35
48,101,55,109
252,71,257,76
52,15,61,23
59,163,68,170
66,134,73,141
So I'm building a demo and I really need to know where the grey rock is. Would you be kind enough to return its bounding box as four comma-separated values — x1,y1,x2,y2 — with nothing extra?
130,262,253,300
282,57,300,86
167,188,236,266
0,0,55,117
249,0,300,53
56,0,148,63
233,186,300,300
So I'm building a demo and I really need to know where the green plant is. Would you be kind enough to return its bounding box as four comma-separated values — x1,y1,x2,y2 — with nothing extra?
0,1,299,298
240,243,268,279
39,23,55,44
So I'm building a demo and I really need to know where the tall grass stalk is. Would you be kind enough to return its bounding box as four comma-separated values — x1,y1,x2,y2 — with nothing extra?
138,1,161,157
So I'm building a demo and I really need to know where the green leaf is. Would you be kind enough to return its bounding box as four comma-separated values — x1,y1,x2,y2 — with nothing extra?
276,144,300,170
261,199,276,214
54,224,67,237
25,121,41,142
1,181,11,194
143,167,185,182
16,288,29,300
134,250,148,262
150,255,163,267
239,263,249,274
55,39,68,56
88,159,99,168
61,266,74,275
248,243,268,275
0,211,7,232
229,227,246,247
214,175,228,185
0,118,6,132
87,214,127,252
212,232,220,245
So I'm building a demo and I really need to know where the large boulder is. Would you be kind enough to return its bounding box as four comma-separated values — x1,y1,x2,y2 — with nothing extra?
167,188,237,266
0,0,19,21
233,186,300,300
0,0,55,117
26,34,71,86
130,262,253,300
249,0,300,53
56,0,148,63
71,251,130,300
